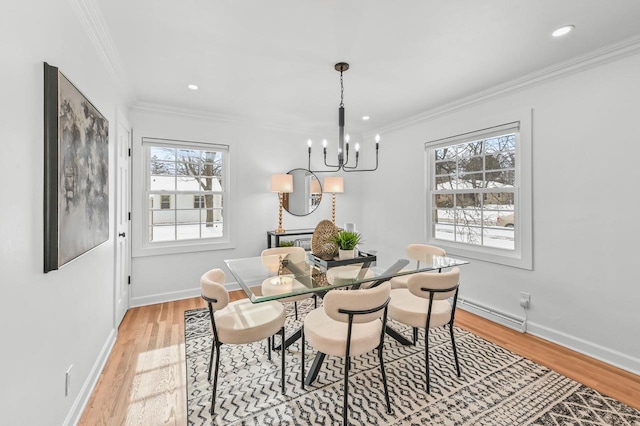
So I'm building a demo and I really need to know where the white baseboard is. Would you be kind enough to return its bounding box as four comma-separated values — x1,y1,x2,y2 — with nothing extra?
130,281,241,308
526,322,640,377
458,297,640,377
64,328,117,426
458,298,527,332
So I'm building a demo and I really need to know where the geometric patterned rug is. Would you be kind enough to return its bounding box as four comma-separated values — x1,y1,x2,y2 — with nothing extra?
185,300,640,425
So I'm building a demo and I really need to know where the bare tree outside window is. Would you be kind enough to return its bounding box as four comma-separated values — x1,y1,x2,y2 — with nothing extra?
431,134,516,249
146,140,227,242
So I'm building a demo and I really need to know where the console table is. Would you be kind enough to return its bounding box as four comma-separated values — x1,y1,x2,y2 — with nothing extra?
266,228,315,248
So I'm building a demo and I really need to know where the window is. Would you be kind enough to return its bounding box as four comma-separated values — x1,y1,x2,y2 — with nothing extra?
425,117,532,269
143,138,228,245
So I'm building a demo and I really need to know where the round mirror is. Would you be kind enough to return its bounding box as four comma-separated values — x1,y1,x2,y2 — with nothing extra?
281,168,322,216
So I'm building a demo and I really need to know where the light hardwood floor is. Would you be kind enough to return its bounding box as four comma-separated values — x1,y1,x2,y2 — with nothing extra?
79,292,640,425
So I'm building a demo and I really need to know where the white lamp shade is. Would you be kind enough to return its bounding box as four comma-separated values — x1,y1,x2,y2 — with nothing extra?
270,174,293,193
310,178,321,194
323,176,344,193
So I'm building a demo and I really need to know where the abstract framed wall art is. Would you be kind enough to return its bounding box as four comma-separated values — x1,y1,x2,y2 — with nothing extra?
44,62,109,272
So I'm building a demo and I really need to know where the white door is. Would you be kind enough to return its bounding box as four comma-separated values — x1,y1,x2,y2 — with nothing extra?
114,118,131,327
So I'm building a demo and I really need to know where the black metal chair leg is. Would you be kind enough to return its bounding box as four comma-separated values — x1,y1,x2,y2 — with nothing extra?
450,322,461,377
281,327,286,394
413,327,418,345
425,329,430,394
267,336,272,360
301,329,305,389
207,340,215,381
343,357,350,425
294,301,299,320
378,344,392,414
211,344,221,415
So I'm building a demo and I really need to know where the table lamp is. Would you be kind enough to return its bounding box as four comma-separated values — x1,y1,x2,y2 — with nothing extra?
270,174,293,233
323,176,344,225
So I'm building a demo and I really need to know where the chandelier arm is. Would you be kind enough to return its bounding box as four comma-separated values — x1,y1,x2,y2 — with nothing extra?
342,154,359,169
343,149,379,172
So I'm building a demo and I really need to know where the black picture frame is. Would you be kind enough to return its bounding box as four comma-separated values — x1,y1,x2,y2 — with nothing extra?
43,62,109,272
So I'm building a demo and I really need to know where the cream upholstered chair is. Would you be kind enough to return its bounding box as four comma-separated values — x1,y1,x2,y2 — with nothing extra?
388,267,461,394
389,244,446,290
301,282,392,425
261,247,316,319
200,268,286,415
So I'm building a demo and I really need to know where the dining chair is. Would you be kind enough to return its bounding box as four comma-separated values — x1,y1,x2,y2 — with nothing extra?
301,281,392,425
261,247,317,320
200,268,286,415
389,244,446,290
387,267,461,394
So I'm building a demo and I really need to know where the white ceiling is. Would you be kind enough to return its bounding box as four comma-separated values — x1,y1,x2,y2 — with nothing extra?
96,0,640,137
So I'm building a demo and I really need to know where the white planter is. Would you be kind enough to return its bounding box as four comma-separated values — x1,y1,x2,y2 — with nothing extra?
338,249,356,260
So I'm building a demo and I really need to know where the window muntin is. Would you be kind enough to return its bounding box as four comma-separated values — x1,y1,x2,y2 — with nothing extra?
144,140,227,244
430,133,517,250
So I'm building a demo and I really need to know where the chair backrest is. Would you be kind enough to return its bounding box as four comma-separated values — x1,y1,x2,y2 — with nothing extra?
406,244,446,267
200,268,229,310
261,247,306,273
323,281,391,324
407,267,460,301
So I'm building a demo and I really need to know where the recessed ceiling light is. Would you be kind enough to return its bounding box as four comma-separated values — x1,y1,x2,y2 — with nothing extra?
187,84,199,90
362,116,370,121
552,25,574,37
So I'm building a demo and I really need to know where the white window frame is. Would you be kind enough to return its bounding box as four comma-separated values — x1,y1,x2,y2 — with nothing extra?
425,111,532,270
133,137,234,257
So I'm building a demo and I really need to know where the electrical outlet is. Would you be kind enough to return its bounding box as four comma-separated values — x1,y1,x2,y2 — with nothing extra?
519,292,531,309
65,365,73,396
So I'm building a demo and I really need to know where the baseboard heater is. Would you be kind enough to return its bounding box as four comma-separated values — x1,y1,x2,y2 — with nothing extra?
458,298,527,333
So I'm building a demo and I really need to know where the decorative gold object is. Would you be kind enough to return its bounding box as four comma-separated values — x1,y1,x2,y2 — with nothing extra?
311,220,339,260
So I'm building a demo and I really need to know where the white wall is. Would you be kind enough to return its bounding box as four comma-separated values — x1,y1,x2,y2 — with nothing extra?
361,52,640,374
0,1,130,424
130,108,364,306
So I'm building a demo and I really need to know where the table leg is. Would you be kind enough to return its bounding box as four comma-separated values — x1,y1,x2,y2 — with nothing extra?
304,351,326,386
385,326,413,346
273,327,302,350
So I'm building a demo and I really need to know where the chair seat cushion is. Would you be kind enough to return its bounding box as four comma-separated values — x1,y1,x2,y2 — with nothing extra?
214,299,286,345
388,288,452,329
304,307,382,357
261,277,314,304
389,273,410,289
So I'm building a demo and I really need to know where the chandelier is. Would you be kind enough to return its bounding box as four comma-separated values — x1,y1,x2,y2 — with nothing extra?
307,62,380,173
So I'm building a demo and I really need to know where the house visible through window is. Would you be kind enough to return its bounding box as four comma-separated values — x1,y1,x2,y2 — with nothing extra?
144,138,228,244
161,195,171,209
425,118,532,270
431,132,516,250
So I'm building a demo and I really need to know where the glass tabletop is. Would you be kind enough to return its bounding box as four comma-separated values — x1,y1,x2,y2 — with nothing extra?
224,248,469,303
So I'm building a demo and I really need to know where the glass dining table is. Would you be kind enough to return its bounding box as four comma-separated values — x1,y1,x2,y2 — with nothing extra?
224,247,468,385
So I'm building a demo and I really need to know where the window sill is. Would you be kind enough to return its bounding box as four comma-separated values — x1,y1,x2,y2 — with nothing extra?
132,237,235,258
428,238,532,270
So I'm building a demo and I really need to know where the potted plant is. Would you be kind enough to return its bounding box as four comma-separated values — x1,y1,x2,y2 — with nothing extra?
332,230,362,259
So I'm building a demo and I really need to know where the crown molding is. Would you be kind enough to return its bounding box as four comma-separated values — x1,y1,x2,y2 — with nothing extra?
375,35,640,135
132,102,311,135
68,0,136,107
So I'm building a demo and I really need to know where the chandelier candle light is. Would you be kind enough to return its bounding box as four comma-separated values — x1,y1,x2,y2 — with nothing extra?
270,174,293,233
307,62,380,172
